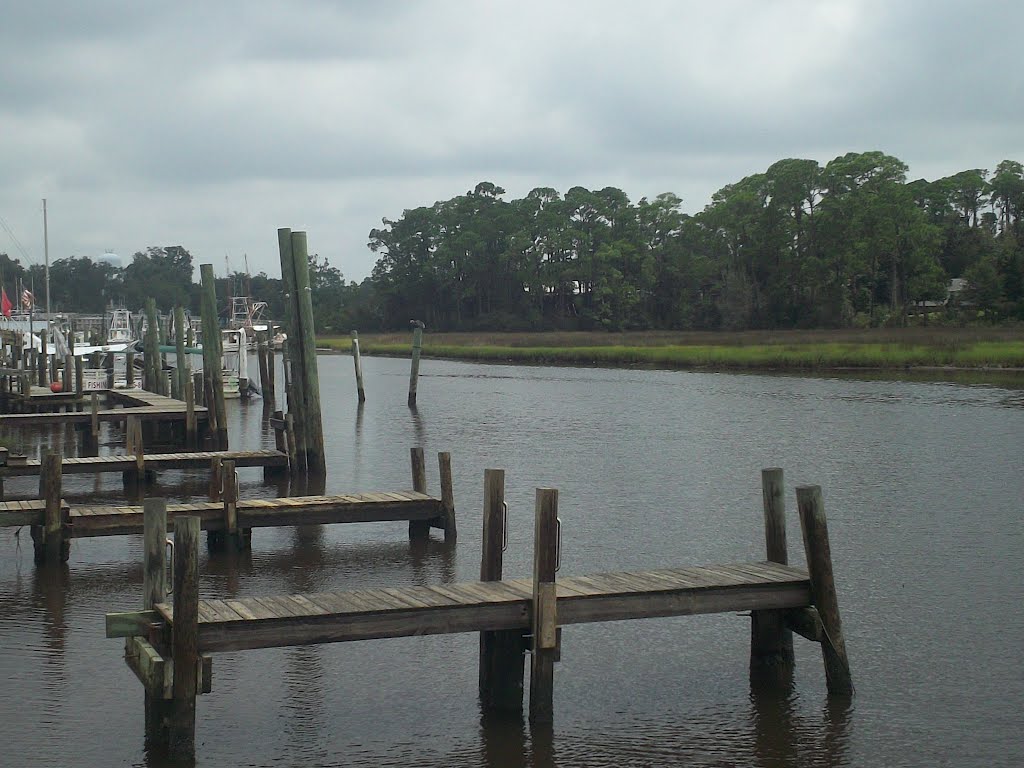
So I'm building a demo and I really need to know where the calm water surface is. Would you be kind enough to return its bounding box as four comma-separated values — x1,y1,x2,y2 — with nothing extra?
1,355,1022,767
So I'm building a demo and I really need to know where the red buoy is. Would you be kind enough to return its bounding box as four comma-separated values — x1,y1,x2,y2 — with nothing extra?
49,381,62,393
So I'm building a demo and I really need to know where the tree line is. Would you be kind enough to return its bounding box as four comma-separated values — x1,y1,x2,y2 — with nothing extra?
3,151,1022,333
367,153,1024,330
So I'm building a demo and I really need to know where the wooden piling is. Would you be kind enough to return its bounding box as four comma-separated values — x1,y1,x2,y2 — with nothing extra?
796,485,852,696
144,298,161,394
185,375,196,449
209,456,223,502
256,333,272,411
530,488,560,723
174,305,189,401
140,498,171,746
751,468,794,670
351,331,365,403
277,229,326,474
479,469,525,711
87,393,100,455
409,447,430,539
32,450,67,564
170,515,200,758
408,326,422,407
126,351,135,389
74,356,84,409
199,264,228,450
62,353,72,396
438,451,456,540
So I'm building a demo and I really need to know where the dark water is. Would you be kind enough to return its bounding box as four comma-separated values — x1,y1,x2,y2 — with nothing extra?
1,356,1022,767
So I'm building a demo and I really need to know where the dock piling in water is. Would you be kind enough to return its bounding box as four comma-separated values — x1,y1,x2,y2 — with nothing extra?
408,326,423,407
351,330,366,403
409,446,429,539
530,488,560,723
750,467,794,671
797,485,852,696
479,468,525,711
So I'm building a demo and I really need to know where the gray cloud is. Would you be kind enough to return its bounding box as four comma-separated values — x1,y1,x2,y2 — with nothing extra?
1,0,1022,284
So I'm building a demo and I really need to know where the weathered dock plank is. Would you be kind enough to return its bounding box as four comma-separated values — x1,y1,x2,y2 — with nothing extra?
145,563,811,654
0,449,287,477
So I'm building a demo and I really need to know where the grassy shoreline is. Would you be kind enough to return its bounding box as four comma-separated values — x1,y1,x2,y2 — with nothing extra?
317,329,1024,371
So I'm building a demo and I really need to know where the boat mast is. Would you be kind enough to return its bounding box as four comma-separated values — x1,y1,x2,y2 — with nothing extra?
43,198,50,324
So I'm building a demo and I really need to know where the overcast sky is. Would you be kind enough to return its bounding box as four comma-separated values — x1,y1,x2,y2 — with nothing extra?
1,0,1021,283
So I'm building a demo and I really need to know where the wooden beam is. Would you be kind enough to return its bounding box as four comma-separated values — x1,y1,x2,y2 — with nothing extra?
530,488,559,723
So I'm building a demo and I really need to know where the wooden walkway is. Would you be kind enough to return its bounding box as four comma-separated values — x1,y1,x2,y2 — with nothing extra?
0,491,444,537
0,449,287,477
154,562,811,653
0,403,207,426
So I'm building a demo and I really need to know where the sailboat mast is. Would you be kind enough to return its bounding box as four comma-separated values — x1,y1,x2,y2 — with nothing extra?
43,198,50,322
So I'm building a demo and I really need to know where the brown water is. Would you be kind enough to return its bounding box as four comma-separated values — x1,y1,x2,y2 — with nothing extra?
1,356,1022,767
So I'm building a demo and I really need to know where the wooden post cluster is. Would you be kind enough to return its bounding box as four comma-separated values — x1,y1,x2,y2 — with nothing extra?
407,447,456,540
277,228,326,474
199,264,228,450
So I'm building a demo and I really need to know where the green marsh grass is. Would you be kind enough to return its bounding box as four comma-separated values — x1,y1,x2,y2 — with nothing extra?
317,330,1024,371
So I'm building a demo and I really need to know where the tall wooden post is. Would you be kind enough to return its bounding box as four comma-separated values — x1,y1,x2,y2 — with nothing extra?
32,449,66,564
256,333,272,412
277,230,307,471
37,332,47,386
169,515,200,758
408,326,422,407
409,447,429,539
751,468,794,670
140,499,172,745
184,375,196,449
351,331,365,403
277,229,326,474
126,351,135,389
74,356,84,410
62,354,72,396
479,469,524,711
144,299,160,394
796,485,853,696
530,488,560,723
174,305,189,401
199,265,228,450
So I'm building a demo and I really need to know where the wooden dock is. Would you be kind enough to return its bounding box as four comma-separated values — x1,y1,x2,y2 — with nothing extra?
154,561,811,652
0,448,456,560
105,469,852,759
0,449,287,478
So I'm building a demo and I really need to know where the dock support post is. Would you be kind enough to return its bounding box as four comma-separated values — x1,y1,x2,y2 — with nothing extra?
86,393,100,456
209,456,223,502
351,331,366,403
169,515,200,758
199,264,228,450
408,326,422,407
139,499,173,747
174,305,189,404
409,446,429,539
529,488,559,723
796,485,853,696
126,351,135,389
479,469,525,712
74,356,84,410
751,467,794,672
437,451,456,540
257,333,272,412
62,353,73,397
185,375,196,450
144,298,160,394
277,229,326,474
32,449,67,564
